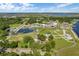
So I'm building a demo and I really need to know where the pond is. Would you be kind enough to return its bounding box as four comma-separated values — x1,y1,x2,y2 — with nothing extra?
72,21,79,37
17,28,34,33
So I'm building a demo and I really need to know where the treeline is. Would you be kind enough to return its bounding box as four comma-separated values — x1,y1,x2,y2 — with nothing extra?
0,17,23,30
25,16,79,24
49,16,79,23
0,17,23,42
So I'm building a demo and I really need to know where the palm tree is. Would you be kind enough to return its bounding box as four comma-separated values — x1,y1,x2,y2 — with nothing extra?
42,40,55,55
48,34,54,41
37,34,46,42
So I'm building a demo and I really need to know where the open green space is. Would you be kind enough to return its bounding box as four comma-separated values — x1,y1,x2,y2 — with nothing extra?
57,42,79,56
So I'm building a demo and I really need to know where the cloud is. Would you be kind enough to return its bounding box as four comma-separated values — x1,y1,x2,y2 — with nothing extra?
0,3,77,13
56,3,72,8
71,7,79,10
0,3,34,11
0,3,54,12
0,3,14,10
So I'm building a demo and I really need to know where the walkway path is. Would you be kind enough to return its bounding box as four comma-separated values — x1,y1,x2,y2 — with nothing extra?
5,48,32,54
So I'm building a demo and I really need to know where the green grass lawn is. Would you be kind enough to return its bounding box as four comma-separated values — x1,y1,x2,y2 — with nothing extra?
38,27,63,35
54,38,72,50
57,43,79,56
10,24,21,28
55,30,79,56
7,32,36,41
57,47,79,56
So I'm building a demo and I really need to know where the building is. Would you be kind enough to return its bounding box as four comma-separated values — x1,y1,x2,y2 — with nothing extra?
61,22,69,29
31,21,57,28
47,21,57,28
64,34,72,40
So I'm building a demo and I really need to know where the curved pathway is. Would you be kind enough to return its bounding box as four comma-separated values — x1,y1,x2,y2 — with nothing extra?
53,28,77,56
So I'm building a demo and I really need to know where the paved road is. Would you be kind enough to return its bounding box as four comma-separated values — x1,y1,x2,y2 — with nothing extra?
5,48,32,54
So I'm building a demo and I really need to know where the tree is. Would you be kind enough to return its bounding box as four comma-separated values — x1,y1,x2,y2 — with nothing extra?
23,36,34,48
32,49,41,56
0,30,8,36
50,40,55,48
27,17,37,24
0,36,6,40
43,40,55,52
9,41,18,48
30,42,42,50
48,35,54,41
0,40,9,48
37,34,46,41
20,52,27,56
7,52,19,56
44,52,52,56
18,41,28,48
0,52,19,56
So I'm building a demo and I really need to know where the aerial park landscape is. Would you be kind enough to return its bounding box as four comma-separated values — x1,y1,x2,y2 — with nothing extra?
0,3,79,56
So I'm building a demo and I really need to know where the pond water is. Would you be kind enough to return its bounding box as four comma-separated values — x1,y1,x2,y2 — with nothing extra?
17,28,34,33
72,21,79,37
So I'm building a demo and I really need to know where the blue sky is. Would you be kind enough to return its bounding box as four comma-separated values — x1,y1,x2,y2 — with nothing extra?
0,3,79,13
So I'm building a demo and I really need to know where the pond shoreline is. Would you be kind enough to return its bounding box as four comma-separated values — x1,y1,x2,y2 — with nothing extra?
72,20,79,38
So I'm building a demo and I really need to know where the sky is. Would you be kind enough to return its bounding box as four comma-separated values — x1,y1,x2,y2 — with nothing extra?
0,3,79,13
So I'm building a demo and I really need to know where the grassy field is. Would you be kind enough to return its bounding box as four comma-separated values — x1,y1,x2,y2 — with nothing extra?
57,42,79,56
54,39,72,50
10,24,21,28
7,32,36,41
